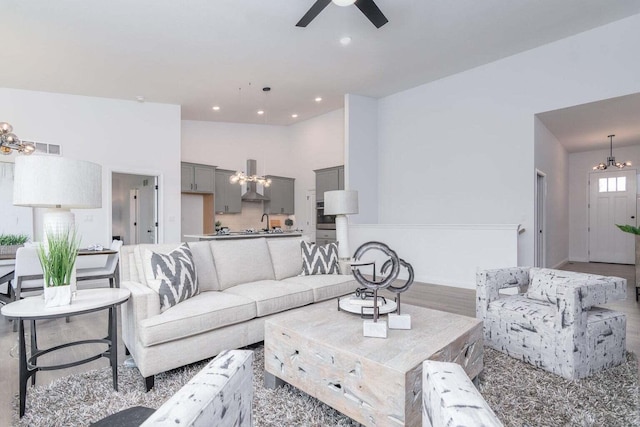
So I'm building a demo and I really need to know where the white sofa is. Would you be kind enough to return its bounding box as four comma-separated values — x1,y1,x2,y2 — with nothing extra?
120,237,357,390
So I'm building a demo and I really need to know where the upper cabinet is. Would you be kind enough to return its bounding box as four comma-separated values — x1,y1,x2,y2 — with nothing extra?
264,176,295,215
215,169,242,213
315,166,344,201
182,162,215,193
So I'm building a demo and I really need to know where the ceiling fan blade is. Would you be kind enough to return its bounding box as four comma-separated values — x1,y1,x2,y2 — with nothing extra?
296,0,332,27
355,0,388,28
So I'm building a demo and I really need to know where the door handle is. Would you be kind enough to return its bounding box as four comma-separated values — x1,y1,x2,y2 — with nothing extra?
632,216,636,219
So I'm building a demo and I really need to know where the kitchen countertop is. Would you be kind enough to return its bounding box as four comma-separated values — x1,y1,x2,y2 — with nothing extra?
184,231,303,241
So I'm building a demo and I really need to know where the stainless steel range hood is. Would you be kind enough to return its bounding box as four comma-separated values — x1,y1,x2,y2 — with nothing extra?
241,159,269,202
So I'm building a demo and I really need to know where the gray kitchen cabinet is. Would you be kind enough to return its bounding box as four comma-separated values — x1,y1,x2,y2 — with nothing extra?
316,229,336,246
314,165,344,201
181,162,216,193
215,169,242,213
264,175,295,215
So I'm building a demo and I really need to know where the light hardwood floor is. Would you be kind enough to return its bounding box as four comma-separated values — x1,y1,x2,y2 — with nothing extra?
0,262,637,425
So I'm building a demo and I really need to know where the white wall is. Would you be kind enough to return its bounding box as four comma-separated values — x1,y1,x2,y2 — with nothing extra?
0,88,182,245
350,224,519,289
181,109,344,240
369,14,640,267
345,94,379,224
569,145,640,261
534,117,569,268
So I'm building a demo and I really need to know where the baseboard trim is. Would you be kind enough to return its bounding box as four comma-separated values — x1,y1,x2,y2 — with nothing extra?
553,259,569,269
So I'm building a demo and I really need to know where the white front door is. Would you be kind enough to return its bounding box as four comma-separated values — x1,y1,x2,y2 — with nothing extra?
589,170,637,264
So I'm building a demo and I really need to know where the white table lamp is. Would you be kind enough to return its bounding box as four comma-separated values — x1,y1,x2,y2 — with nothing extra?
13,156,102,237
324,190,358,260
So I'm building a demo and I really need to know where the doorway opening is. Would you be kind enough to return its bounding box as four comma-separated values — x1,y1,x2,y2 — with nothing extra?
112,172,158,245
535,170,546,267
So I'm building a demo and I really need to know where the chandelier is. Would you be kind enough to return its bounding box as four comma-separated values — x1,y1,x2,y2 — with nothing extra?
0,122,36,155
229,171,271,187
592,134,630,170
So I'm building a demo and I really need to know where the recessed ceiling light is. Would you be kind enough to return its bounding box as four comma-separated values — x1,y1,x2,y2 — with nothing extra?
135,96,145,103
212,106,220,111
291,114,298,118
257,110,265,115
315,97,322,102
340,36,352,46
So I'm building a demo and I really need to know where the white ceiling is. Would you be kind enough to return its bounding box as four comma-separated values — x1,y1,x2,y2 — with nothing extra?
538,93,640,153
2,0,640,126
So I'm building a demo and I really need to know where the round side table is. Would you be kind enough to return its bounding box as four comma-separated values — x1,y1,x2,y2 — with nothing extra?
1,288,130,418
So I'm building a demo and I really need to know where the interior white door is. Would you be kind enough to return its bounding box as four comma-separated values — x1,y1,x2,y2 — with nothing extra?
129,189,139,244
138,178,157,243
535,171,546,268
589,170,637,264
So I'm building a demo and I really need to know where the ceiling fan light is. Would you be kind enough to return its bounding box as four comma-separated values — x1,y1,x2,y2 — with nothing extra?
332,0,356,6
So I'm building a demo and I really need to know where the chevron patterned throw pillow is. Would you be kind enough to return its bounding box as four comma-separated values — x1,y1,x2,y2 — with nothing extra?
300,241,339,275
143,243,199,311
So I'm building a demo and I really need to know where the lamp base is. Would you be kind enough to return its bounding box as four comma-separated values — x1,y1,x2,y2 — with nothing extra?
43,209,75,237
335,215,350,259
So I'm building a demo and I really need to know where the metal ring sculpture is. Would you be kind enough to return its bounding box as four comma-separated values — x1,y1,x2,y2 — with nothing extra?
381,257,414,294
352,241,401,290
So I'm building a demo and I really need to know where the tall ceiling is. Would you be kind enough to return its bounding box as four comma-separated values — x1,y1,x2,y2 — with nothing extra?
2,0,640,126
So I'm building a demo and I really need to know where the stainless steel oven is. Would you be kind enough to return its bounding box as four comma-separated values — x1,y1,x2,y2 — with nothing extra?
316,202,336,230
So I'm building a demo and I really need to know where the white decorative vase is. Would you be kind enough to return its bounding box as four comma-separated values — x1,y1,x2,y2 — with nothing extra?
44,285,72,308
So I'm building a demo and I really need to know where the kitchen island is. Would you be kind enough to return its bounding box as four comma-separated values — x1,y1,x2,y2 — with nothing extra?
184,231,303,241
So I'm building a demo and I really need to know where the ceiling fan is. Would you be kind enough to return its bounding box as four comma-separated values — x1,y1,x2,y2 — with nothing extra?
296,0,388,29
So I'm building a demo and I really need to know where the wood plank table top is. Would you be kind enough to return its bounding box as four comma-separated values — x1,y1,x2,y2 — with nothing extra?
266,299,482,375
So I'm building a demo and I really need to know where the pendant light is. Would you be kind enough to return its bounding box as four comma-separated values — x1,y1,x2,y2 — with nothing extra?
592,134,631,171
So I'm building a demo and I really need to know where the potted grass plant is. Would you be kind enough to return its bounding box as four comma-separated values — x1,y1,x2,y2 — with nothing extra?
0,233,30,256
37,227,80,307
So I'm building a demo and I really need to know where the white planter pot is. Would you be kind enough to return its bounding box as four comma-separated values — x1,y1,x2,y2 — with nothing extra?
44,285,72,308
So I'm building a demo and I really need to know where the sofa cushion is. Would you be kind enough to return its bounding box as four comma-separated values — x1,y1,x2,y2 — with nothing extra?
186,241,220,292
143,244,199,312
487,294,557,330
284,274,356,302
210,238,275,290
138,291,257,347
300,241,339,275
267,236,309,280
526,269,595,303
223,280,313,317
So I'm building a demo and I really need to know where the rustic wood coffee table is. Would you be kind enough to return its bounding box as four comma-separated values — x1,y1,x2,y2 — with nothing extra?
264,300,482,427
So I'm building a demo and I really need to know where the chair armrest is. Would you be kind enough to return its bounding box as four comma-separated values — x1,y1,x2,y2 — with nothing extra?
555,276,627,327
476,267,529,319
423,360,503,427
142,349,254,427
120,281,160,351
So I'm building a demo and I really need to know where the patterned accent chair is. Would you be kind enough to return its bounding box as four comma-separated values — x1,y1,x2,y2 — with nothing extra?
476,267,627,380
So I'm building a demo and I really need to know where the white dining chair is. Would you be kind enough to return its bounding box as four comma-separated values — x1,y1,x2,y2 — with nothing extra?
12,246,45,302
9,246,45,331
76,240,123,288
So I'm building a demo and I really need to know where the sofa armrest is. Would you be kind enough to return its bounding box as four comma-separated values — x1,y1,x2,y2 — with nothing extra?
476,267,529,319
120,280,160,351
142,349,254,427
422,360,503,427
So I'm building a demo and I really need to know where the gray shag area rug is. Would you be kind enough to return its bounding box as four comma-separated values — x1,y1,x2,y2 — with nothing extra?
12,345,640,427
